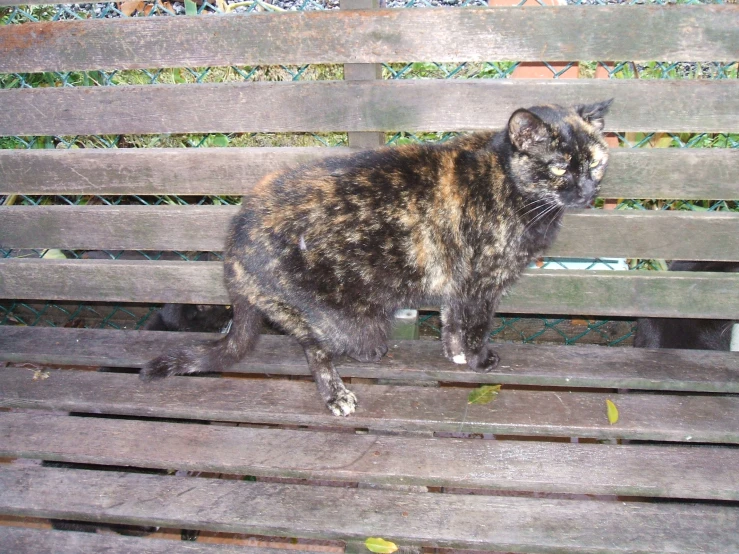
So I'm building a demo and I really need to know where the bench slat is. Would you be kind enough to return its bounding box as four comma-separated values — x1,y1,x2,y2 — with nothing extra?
2,206,738,262
2,327,738,392
2,259,739,319
2,7,737,72
0,526,275,554
2,465,737,553
3,411,738,500
2,147,737,200
2,368,738,442
2,80,737,136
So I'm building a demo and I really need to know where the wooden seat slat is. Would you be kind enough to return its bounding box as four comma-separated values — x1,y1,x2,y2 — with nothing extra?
2,465,738,553
2,327,738,393
1,7,737,73
0,526,278,554
3,411,739,500
2,79,737,137
3,259,739,319
2,148,737,200
2,368,738,442
3,206,739,262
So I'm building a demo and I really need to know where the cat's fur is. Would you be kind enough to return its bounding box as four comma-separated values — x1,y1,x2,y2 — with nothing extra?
141,100,613,415
634,261,739,350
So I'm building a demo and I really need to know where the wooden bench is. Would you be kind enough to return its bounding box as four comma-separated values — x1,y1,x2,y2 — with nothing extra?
1,2,739,552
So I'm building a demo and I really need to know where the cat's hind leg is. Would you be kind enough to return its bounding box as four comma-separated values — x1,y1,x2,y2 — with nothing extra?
256,299,358,416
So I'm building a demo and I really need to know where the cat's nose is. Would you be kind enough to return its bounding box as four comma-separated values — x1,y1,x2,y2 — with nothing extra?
578,180,598,203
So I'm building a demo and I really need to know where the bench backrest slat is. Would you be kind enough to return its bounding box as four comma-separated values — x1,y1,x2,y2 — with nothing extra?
2,259,738,319
2,80,738,136
1,148,737,200
2,207,739,262
1,7,737,73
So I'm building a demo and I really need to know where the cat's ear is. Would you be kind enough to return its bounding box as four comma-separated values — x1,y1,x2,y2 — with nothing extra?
576,98,613,131
508,109,550,153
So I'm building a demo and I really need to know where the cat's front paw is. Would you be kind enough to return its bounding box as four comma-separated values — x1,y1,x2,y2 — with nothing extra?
442,330,466,365
326,386,358,417
466,346,500,373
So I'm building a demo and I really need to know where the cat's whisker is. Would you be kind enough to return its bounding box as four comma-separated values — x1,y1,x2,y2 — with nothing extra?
543,205,566,238
516,197,551,215
523,202,562,235
518,199,556,220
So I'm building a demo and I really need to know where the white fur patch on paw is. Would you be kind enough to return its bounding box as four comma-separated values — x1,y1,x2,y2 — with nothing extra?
328,389,358,417
452,353,467,365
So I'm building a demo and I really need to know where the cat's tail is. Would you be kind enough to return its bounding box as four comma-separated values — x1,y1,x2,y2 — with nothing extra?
139,300,262,381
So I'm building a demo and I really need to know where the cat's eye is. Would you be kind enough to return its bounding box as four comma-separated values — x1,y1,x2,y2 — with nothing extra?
550,166,567,176
589,159,601,168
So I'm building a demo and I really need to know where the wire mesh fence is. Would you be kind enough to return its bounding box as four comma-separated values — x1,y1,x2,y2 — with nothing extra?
1,0,736,345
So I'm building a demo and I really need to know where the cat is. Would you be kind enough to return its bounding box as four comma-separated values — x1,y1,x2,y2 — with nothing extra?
140,100,613,416
634,261,739,350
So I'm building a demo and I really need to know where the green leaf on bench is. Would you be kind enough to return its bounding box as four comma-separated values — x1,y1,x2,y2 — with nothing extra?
365,537,398,554
467,385,502,405
606,399,619,425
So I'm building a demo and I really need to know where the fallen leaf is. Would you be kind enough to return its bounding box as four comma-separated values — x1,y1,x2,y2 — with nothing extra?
467,384,502,405
606,399,619,425
41,249,67,260
365,538,398,554
119,0,143,16
185,0,198,16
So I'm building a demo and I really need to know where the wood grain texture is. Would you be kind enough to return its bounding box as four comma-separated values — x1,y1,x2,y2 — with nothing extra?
3,327,737,392
2,258,738,318
3,205,738,261
1,7,737,72
2,465,739,553
3,411,739,499
2,367,739,442
0,526,278,554
2,79,737,136
2,147,737,199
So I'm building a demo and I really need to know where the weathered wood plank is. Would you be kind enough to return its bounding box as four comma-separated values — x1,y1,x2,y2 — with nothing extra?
2,258,739,319
2,327,737,392
2,148,737,200
0,526,277,554
604,148,739,201
2,205,738,261
2,466,738,553
3,411,739,499
548,210,739,260
2,79,737,136
2,368,738,442
1,7,737,72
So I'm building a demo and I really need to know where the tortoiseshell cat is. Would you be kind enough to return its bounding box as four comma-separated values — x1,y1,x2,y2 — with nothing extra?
141,100,613,416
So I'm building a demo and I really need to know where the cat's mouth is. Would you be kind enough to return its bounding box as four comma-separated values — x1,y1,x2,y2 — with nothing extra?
568,197,597,209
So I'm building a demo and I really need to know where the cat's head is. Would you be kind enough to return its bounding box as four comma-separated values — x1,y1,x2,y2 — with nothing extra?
507,99,613,208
